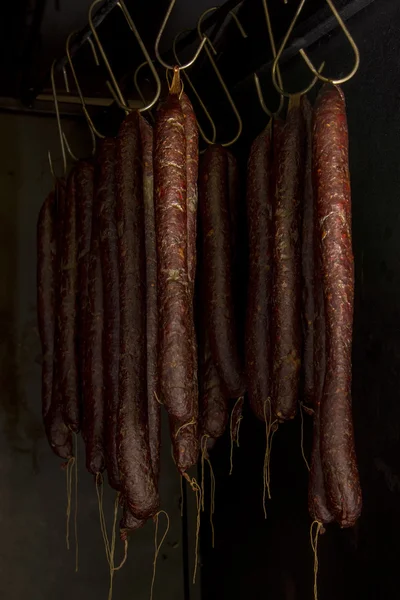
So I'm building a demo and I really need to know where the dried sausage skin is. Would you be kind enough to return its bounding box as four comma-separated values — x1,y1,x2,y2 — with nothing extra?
116,113,159,519
76,161,94,400
309,221,333,525
313,84,361,527
200,329,229,440
37,189,57,421
58,168,80,432
154,91,196,424
38,180,73,459
272,97,304,420
96,138,121,490
301,97,315,407
139,114,161,486
82,189,105,475
245,123,273,421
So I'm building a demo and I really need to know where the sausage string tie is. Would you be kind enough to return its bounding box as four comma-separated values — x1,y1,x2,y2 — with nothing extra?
107,493,121,600
229,396,244,476
183,474,202,584
262,398,278,517
65,455,75,551
154,391,164,406
174,416,196,439
200,435,216,547
95,473,111,565
299,402,311,472
206,457,216,548
310,520,322,600
150,510,170,600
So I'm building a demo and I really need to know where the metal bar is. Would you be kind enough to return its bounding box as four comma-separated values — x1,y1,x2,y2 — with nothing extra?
171,0,244,59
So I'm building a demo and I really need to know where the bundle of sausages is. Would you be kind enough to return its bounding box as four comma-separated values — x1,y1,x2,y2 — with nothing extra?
245,84,362,529
37,76,361,558
37,112,162,537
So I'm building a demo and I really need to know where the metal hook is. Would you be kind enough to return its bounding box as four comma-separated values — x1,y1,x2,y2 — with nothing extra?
254,0,284,118
197,7,246,147
272,0,347,97
155,0,208,71
88,0,161,113
48,60,67,178
66,31,102,147
173,30,216,144
298,0,360,85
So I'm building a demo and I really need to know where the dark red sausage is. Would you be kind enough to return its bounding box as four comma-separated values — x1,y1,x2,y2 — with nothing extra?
313,84,361,528
58,168,80,432
37,189,57,421
139,114,161,487
245,122,273,422
308,218,333,524
38,180,72,459
82,193,105,475
231,396,244,444
96,138,120,490
301,97,315,407
181,91,199,290
76,161,94,399
116,113,159,520
171,419,199,475
226,150,240,269
272,97,304,420
199,145,245,399
154,80,196,425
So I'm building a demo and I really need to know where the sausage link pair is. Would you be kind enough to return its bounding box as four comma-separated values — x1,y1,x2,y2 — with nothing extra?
116,112,158,520
313,84,361,528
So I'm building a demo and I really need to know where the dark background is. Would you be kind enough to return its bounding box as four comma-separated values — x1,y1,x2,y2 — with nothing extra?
1,1,399,599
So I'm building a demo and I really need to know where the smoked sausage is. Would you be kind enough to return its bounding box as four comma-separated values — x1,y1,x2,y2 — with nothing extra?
313,84,362,528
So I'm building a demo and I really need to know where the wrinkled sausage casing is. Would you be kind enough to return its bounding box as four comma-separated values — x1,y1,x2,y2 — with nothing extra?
245,122,273,422
155,93,196,425
76,160,95,399
58,168,80,432
38,180,72,459
272,98,304,421
82,175,105,476
116,113,159,520
96,138,121,490
199,145,245,399
155,81,199,474
313,84,361,528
